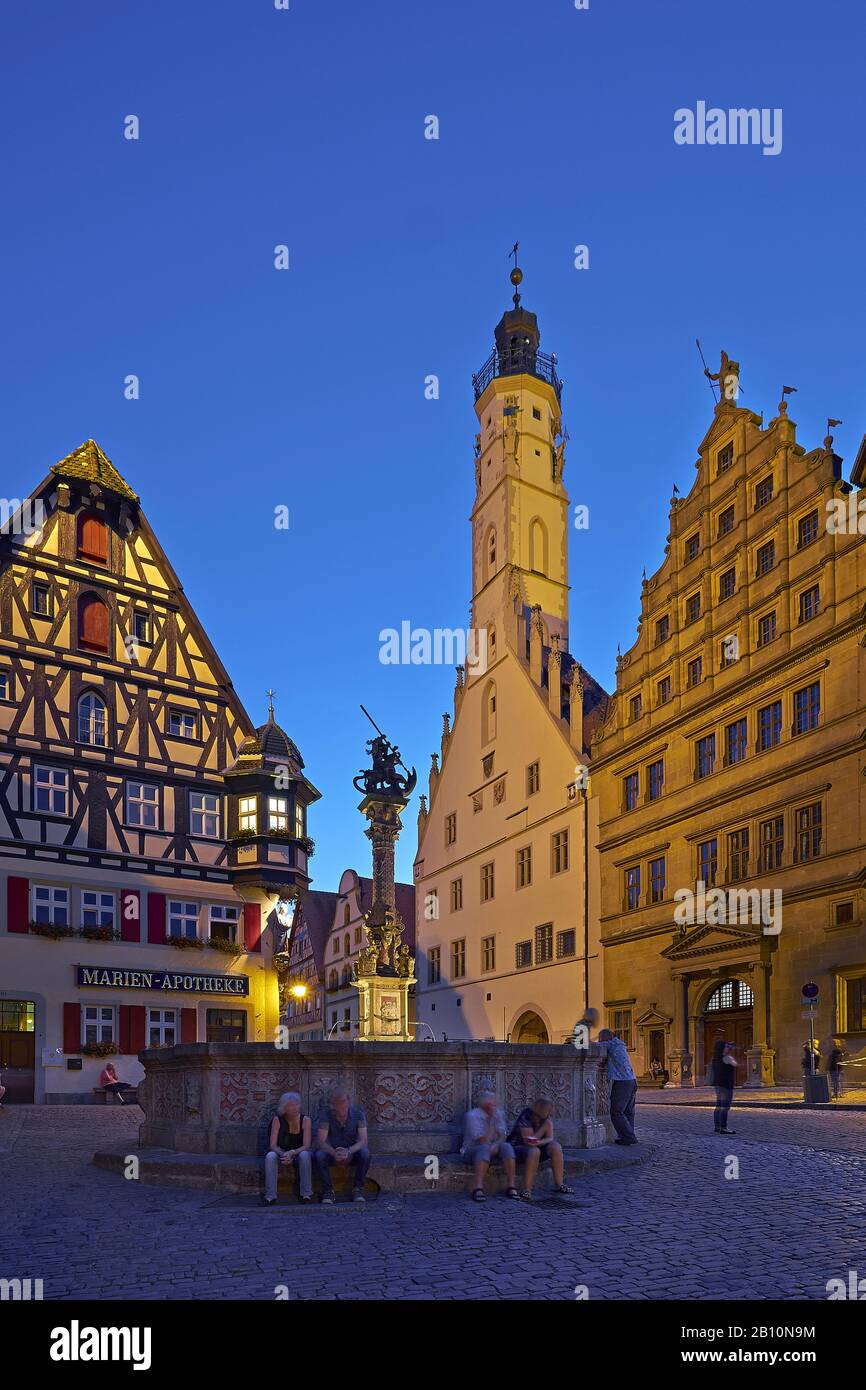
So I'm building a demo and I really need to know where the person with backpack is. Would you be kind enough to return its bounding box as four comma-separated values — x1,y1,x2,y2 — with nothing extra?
710,1039,737,1135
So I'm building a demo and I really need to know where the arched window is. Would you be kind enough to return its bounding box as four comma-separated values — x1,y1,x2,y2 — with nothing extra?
343,903,350,926
486,527,497,581
488,626,496,662
76,511,109,565
78,690,107,746
529,517,548,576
344,933,350,956
328,969,338,990
481,679,497,744
78,593,109,653
705,979,754,1011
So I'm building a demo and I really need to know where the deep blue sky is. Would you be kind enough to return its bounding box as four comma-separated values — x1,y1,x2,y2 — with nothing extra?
2,0,864,888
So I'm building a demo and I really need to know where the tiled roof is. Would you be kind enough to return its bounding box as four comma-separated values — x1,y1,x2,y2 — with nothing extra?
51,439,139,503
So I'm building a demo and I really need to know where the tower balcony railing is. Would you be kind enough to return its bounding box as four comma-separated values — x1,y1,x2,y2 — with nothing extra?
472,347,563,402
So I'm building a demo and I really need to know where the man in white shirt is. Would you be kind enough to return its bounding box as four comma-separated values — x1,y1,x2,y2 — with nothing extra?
461,1090,518,1202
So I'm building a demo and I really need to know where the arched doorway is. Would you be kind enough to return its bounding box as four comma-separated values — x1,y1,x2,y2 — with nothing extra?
513,1011,549,1045
702,979,753,1083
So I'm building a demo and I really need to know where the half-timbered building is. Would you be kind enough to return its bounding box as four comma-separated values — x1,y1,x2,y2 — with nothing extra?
0,440,318,1101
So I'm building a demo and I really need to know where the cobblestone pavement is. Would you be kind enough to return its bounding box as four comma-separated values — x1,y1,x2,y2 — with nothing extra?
0,1103,863,1301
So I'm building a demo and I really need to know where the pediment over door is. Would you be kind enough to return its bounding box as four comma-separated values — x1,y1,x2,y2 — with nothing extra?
634,1007,673,1029
661,920,764,964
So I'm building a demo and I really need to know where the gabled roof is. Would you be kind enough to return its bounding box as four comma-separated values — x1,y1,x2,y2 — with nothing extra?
291,890,338,975
51,439,139,503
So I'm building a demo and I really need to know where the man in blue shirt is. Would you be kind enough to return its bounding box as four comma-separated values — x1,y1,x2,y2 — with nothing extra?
598,1027,639,1146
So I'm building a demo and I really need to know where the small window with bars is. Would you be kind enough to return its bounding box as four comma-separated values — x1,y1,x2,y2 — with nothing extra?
535,922,553,964
515,940,532,968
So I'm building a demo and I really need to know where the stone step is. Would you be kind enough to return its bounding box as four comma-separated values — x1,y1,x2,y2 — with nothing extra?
93,1143,650,1195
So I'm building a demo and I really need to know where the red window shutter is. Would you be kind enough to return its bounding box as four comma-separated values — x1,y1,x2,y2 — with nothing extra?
119,1005,132,1055
243,902,262,953
63,1002,81,1053
180,1008,197,1043
7,875,29,933
128,1005,146,1054
77,512,108,564
147,892,166,944
78,594,109,653
120,889,140,943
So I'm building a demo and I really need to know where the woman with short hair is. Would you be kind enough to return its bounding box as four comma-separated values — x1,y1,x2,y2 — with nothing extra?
263,1092,312,1205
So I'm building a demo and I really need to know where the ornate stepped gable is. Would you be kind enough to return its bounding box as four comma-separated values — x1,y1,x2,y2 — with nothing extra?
0,439,253,874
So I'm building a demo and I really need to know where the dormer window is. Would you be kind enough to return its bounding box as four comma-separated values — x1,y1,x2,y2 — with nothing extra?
77,511,109,565
78,593,109,653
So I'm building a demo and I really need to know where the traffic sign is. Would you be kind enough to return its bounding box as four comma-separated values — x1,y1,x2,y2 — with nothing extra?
802,982,819,999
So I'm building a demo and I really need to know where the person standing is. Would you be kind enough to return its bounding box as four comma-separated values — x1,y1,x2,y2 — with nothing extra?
598,1028,639,1146
826,1040,846,1100
263,1091,313,1205
710,1039,737,1135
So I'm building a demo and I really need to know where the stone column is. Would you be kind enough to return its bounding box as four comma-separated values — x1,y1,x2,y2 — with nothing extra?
354,791,416,1042
668,973,694,1087
744,960,775,1088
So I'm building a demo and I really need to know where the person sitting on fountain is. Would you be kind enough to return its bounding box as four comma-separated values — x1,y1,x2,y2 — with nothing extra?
313,1087,371,1204
262,1091,313,1206
461,1090,518,1203
507,1097,573,1201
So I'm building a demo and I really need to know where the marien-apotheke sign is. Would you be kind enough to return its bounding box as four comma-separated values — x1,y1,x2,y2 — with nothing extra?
76,966,249,997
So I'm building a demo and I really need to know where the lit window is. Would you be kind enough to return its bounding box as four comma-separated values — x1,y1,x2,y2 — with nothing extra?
190,792,220,838
239,796,257,833
127,781,159,828
268,796,288,832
